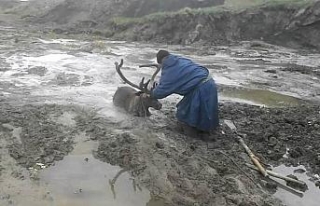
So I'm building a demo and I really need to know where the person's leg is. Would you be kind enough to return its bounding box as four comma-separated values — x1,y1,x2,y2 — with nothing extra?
177,121,199,138
193,127,218,142
196,80,219,132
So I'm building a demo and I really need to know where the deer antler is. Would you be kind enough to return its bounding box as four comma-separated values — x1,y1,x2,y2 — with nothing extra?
115,59,141,90
139,64,161,82
138,63,161,93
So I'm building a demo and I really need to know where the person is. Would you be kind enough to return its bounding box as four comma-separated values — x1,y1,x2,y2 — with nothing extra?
147,50,219,140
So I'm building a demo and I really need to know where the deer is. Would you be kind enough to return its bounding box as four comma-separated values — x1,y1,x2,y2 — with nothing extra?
113,59,162,117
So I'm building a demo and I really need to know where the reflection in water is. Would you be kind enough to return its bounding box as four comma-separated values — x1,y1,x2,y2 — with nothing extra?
109,168,127,199
38,137,165,206
220,87,305,107
272,165,320,206
40,154,152,206
109,169,144,199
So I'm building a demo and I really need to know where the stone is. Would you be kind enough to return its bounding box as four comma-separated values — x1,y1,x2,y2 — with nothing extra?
155,142,165,149
268,136,278,147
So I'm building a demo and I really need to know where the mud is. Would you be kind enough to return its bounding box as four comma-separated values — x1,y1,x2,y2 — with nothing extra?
0,25,320,205
0,103,98,167
273,165,320,206
92,102,320,205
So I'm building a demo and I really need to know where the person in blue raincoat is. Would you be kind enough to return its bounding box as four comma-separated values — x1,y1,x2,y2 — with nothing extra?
149,50,219,139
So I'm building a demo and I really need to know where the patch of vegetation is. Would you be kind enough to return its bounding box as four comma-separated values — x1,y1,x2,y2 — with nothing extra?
225,0,315,8
111,6,226,26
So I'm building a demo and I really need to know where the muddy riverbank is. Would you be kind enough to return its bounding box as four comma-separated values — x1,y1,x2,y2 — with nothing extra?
0,26,320,205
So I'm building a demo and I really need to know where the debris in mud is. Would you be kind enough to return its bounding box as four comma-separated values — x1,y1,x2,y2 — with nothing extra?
35,163,47,169
294,168,306,174
286,174,308,192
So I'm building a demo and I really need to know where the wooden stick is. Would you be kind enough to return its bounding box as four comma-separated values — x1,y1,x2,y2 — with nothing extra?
238,137,268,177
245,163,306,186
224,120,267,177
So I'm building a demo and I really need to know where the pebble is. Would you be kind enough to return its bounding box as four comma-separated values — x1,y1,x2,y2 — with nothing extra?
155,142,164,149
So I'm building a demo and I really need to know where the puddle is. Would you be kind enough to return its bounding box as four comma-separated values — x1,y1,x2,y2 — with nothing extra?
272,165,320,206
0,138,51,206
220,87,305,107
39,135,164,206
0,124,164,206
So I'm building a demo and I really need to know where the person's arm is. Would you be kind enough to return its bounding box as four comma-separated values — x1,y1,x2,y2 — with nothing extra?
151,68,182,99
151,80,175,99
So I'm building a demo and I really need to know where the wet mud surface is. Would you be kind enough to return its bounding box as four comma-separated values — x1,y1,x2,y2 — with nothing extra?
0,26,320,205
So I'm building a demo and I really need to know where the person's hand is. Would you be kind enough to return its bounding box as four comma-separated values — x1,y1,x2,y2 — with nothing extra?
152,81,158,89
139,77,158,94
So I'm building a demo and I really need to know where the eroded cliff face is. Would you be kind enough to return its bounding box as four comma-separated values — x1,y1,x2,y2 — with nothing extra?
1,0,320,51
105,1,320,51
120,0,225,17
32,0,224,25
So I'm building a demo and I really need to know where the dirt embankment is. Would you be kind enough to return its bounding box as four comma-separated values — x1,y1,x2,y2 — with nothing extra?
102,1,320,51
2,1,320,51
27,0,224,26
119,0,225,17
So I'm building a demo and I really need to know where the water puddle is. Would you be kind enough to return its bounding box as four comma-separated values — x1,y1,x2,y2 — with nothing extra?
220,87,305,107
272,165,320,206
0,138,52,206
39,135,164,206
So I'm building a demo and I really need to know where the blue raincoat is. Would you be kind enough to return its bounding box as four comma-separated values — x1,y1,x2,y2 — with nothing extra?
151,54,219,132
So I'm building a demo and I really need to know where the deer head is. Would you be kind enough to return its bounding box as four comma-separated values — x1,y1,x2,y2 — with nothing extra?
114,59,162,115
115,59,160,93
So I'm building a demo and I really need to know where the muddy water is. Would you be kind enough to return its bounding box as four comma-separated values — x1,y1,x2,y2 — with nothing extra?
273,165,320,206
1,27,320,110
0,134,163,206
39,135,162,206
220,87,306,107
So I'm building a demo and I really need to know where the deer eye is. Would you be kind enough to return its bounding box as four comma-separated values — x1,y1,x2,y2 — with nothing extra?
135,91,143,96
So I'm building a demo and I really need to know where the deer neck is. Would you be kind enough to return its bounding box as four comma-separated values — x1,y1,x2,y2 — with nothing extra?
129,96,150,117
